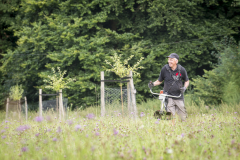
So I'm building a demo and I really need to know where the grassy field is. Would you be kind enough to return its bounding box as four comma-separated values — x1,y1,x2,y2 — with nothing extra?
0,97,240,160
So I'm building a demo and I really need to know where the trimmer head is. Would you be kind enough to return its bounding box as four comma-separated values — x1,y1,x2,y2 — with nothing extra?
153,110,171,120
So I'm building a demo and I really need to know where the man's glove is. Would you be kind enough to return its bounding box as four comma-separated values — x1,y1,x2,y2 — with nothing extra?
180,86,186,93
148,81,154,89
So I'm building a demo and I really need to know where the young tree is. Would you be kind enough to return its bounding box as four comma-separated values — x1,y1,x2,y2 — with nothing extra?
105,52,144,113
9,84,24,120
43,67,75,92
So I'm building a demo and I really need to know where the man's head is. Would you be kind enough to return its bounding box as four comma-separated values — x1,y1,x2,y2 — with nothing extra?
167,53,179,68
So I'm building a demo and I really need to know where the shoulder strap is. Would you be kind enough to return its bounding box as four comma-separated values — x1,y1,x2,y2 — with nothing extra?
165,64,182,93
177,64,182,80
177,64,182,72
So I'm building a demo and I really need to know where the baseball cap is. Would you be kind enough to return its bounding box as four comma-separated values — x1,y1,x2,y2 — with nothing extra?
167,53,179,60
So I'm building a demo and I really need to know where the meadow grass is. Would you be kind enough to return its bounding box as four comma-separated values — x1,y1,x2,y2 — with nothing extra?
0,98,240,160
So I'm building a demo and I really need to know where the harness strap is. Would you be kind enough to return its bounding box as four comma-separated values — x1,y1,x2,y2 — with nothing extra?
165,64,182,93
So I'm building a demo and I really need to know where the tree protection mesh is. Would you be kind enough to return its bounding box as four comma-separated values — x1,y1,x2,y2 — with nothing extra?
103,83,136,117
6,99,27,120
42,98,68,114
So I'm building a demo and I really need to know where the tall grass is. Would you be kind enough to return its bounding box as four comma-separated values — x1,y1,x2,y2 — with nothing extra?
0,97,239,160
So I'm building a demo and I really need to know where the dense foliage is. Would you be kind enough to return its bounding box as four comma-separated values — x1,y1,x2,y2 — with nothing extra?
192,37,240,105
0,0,240,109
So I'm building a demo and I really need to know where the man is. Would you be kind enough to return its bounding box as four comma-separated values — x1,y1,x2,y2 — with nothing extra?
148,53,189,125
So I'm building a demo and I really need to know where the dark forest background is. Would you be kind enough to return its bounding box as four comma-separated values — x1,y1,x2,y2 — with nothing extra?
0,0,240,110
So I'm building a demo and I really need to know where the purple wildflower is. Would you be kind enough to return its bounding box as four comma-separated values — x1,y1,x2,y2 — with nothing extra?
35,116,44,122
35,133,40,137
56,126,62,133
113,128,119,135
1,130,5,133
75,125,81,131
67,120,73,125
16,125,31,132
155,120,160,124
46,128,51,132
5,120,9,123
52,137,57,141
181,133,185,138
234,112,237,114
2,135,6,139
140,112,145,117
95,132,100,136
86,113,95,119
21,146,28,152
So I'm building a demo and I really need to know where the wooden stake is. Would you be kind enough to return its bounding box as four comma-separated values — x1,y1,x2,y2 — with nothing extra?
6,98,9,119
56,91,59,116
120,83,123,115
18,99,21,122
25,97,27,121
129,71,138,118
101,71,105,117
39,89,42,117
59,89,64,119
127,74,131,115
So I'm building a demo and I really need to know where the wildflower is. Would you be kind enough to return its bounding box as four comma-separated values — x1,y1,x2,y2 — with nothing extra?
35,133,40,137
113,128,119,135
21,147,28,152
16,125,31,132
95,132,100,136
140,112,145,117
86,113,95,119
166,148,173,154
176,135,182,141
46,128,51,132
52,137,57,141
75,125,81,131
67,120,73,125
1,130,5,133
35,116,44,122
181,133,185,138
155,120,160,124
91,146,95,152
5,120,9,123
2,135,6,139
56,126,62,133
139,125,144,129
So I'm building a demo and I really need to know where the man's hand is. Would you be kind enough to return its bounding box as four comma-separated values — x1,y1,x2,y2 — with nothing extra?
180,86,186,93
148,81,154,89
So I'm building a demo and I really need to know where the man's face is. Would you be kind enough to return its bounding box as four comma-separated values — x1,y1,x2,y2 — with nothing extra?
168,58,178,68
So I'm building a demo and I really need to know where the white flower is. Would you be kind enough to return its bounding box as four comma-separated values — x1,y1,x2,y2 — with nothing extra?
176,135,182,141
139,125,144,129
166,148,173,154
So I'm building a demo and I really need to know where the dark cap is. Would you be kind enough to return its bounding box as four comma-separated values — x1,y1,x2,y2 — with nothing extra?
167,53,179,60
